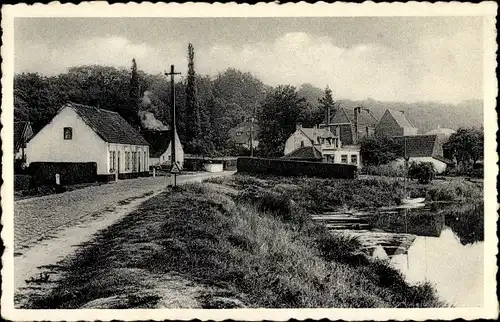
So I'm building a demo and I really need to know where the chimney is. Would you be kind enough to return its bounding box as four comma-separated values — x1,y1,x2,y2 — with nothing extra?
296,123,302,131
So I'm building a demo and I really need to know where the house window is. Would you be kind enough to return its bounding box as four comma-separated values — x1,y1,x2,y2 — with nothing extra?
63,127,72,140
125,152,130,170
109,151,116,171
144,152,147,170
351,154,358,165
300,141,305,147
341,154,348,164
168,155,171,161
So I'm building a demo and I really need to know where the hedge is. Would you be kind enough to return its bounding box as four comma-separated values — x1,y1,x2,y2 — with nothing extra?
237,157,357,179
15,174,31,191
28,162,97,186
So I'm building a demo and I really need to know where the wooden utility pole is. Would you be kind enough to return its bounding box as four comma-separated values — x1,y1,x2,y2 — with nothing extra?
165,65,181,187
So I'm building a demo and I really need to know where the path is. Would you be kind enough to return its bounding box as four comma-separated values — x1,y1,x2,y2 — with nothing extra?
13,171,234,307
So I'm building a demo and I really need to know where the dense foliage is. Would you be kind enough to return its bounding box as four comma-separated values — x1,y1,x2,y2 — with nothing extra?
359,135,403,166
443,127,484,170
408,162,436,184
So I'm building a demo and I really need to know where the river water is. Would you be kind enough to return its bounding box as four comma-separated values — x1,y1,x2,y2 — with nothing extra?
319,202,484,307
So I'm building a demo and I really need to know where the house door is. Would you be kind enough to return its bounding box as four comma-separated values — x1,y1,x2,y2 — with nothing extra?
117,151,121,175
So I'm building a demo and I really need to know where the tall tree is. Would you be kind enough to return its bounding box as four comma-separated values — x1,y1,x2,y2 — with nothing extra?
258,85,307,157
185,43,201,147
318,85,336,124
117,59,142,128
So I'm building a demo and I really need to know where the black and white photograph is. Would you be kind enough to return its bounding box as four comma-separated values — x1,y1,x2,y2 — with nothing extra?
1,2,497,321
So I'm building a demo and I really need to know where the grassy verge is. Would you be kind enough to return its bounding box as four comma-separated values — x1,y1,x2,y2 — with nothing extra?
28,176,445,309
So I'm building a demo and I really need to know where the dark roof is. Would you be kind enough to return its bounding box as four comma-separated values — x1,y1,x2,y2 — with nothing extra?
284,146,323,160
14,122,33,151
67,103,149,146
328,107,379,128
395,135,440,158
141,130,172,158
299,127,336,142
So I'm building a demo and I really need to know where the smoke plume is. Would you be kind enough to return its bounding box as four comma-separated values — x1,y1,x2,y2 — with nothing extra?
138,90,169,131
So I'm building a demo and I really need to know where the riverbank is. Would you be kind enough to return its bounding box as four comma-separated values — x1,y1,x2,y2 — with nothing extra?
24,174,454,309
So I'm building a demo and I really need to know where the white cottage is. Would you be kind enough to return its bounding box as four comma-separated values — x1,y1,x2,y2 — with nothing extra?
26,102,150,180
284,124,361,167
140,129,184,169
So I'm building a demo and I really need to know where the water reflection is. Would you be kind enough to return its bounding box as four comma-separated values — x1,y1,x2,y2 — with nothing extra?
318,201,484,307
374,203,484,307
391,228,484,307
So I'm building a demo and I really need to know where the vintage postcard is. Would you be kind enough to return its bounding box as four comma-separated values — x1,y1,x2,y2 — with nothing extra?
1,2,498,321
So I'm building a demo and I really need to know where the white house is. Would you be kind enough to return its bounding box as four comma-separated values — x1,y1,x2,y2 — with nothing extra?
26,102,150,180
141,129,184,169
284,124,361,167
390,134,455,174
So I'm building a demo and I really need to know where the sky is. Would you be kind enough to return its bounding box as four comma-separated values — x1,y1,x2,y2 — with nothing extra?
14,17,483,103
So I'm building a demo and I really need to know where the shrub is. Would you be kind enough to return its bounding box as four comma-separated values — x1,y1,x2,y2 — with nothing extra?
14,174,31,191
408,162,435,184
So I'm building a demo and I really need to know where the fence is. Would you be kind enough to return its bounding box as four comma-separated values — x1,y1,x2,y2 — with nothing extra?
237,157,357,179
28,162,98,186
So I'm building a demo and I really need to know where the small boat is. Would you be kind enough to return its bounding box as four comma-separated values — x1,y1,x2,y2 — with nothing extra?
401,197,426,205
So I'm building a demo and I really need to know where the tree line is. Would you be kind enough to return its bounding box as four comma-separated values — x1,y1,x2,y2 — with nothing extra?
14,43,333,156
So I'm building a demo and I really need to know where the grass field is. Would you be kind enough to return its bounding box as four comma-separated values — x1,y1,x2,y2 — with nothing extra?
27,175,448,309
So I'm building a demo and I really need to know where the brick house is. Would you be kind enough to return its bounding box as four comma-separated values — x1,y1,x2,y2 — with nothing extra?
375,109,418,137
319,106,379,145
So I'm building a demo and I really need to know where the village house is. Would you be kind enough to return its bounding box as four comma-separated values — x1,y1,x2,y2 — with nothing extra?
14,121,34,161
140,129,184,169
375,109,418,137
283,123,361,167
319,106,379,145
391,134,454,174
228,118,260,149
26,102,150,180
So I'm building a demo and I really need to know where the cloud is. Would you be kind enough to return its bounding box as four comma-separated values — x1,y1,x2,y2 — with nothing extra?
16,31,482,103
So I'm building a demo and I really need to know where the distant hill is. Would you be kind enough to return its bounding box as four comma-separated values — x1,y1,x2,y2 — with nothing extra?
297,84,484,133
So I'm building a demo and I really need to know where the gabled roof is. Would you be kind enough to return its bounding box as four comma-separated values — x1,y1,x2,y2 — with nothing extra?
14,121,33,151
228,121,260,145
283,146,323,160
328,107,379,128
298,127,336,144
141,130,172,158
67,102,149,146
385,109,415,128
394,135,440,158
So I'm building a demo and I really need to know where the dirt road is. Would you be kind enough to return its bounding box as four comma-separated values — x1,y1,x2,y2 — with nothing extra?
12,171,234,307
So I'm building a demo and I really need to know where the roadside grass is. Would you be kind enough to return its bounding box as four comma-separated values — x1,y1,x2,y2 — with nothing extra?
29,179,445,309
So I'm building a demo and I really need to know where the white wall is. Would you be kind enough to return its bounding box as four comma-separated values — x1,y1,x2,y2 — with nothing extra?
323,148,361,168
158,131,185,168
107,143,149,175
391,157,447,174
284,130,312,155
26,106,108,174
